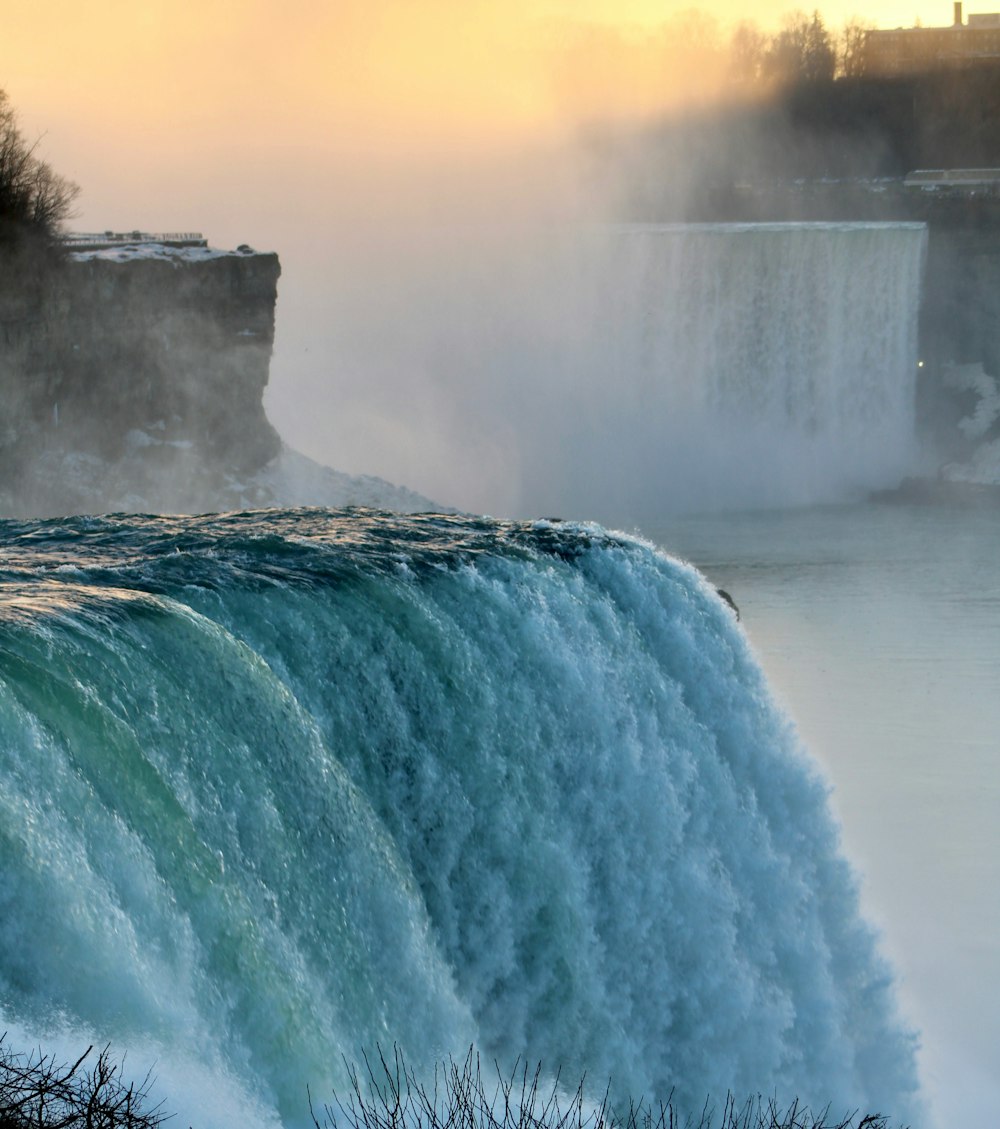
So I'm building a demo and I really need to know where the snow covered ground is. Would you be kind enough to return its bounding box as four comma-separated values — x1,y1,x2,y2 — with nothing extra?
9,443,446,519
939,362,1000,487
237,445,446,512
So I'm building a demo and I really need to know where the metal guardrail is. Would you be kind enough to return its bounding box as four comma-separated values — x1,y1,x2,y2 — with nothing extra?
61,231,207,249
904,168,1000,188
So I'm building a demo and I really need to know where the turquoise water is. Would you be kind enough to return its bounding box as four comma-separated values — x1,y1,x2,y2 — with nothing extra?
0,508,920,1128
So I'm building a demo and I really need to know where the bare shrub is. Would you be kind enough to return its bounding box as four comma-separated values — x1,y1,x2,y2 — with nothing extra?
310,1047,905,1129
0,1038,168,1129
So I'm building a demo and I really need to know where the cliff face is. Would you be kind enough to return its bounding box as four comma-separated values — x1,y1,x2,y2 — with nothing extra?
0,243,282,515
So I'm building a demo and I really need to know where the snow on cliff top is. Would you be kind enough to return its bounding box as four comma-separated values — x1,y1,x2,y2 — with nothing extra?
69,243,263,264
63,232,268,263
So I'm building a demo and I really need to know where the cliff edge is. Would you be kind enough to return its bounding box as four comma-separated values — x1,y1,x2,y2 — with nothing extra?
0,239,438,516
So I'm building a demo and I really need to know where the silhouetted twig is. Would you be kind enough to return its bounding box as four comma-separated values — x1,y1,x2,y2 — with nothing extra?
0,1037,168,1129
312,1047,905,1129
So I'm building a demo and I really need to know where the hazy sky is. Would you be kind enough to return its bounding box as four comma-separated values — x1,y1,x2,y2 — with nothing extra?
2,0,968,160
0,0,978,509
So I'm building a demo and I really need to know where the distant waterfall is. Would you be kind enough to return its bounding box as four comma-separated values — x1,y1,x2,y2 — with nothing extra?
537,222,927,520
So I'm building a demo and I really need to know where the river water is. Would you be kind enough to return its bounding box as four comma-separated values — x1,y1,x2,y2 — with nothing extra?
642,499,1000,1129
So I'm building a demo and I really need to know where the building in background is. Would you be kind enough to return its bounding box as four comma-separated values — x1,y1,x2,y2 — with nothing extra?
864,2,1000,74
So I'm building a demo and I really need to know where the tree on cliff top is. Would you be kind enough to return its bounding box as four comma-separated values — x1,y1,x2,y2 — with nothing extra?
763,10,837,85
0,88,79,245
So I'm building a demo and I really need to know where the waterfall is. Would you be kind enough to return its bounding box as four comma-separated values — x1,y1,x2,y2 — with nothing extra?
0,510,921,1128
534,222,927,519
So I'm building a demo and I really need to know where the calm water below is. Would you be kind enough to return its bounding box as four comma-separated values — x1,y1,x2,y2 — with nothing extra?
641,501,1000,1129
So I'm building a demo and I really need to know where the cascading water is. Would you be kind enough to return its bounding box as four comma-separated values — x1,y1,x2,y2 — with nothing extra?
0,510,921,1129
524,223,927,520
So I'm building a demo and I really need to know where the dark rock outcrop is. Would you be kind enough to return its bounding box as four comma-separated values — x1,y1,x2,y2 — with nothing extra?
0,243,282,515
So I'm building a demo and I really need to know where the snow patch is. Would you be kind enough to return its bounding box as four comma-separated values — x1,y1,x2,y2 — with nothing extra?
943,362,1000,440
939,362,1000,485
238,446,447,512
70,244,258,265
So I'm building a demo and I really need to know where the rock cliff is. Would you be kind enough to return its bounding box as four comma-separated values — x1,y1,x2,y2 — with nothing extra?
1,242,280,514
0,241,438,516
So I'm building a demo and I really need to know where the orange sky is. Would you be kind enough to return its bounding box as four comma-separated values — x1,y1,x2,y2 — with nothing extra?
1,0,980,199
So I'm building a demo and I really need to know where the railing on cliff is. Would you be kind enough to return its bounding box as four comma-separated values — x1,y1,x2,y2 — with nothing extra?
904,168,1000,191
60,231,208,251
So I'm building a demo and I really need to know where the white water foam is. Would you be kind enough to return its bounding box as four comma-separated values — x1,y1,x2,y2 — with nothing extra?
0,515,922,1126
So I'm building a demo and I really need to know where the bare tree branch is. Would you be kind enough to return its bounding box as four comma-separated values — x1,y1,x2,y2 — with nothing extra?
0,89,80,243
0,1038,168,1129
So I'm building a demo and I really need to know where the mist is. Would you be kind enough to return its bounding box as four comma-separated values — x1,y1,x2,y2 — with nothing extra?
9,0,871,517
261,142,603,516
5,0,970,518
245,134,926,521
